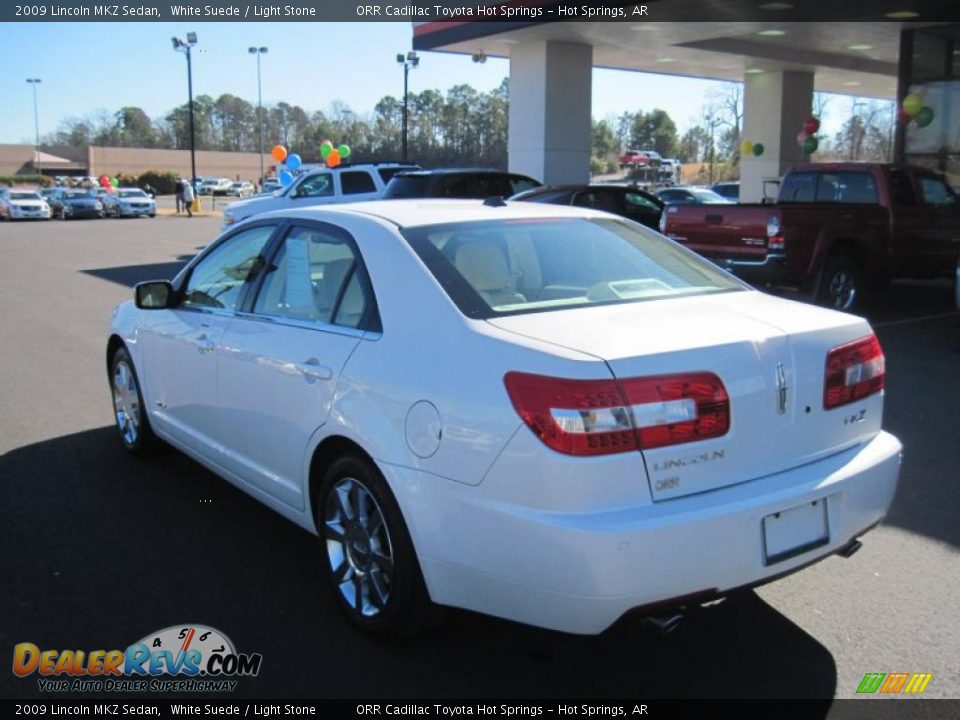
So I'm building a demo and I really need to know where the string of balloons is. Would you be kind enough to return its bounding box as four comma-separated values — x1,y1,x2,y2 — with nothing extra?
270,141,353,186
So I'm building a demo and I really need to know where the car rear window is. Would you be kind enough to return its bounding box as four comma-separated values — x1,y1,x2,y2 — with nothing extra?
815,172,878,204
779,172,817,203
382,175,430,199
340,171,377,195
402,218,743,319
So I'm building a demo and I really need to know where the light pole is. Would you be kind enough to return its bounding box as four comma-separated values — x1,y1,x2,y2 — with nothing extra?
396,51,419,162
172,32,199,197
26,78,42,178
249,46,268,186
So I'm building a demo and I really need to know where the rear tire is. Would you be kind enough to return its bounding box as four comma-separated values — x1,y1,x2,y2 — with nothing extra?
816,255,861,312
109,346,158,455
315,455,436,637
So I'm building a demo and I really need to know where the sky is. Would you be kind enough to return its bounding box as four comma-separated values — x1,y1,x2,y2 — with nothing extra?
1,22,858,145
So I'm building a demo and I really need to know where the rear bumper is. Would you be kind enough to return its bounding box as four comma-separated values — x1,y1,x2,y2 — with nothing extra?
393,430,901,634
714,252,789,286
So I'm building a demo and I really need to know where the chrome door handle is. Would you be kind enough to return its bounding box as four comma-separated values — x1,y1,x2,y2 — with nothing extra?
297,358,333,381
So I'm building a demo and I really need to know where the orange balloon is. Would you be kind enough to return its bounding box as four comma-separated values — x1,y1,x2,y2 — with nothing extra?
326,149,341,168
271,145,288,162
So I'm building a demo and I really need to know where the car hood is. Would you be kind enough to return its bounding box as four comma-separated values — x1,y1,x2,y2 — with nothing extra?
223,194,281,219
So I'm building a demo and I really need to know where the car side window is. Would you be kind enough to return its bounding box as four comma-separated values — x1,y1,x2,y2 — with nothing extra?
181,225,275,311
625,192,661,212
340,171,377,195
918,177,957,207
573,191,619,213
253,226,368,328
296,173,334,199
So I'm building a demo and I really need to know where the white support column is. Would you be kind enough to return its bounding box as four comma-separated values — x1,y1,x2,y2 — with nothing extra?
740,70,814,203
508,41,592,185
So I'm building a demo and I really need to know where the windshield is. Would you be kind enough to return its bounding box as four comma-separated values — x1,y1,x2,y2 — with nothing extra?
11,192,40,200
66,192,93,199
402,217,743,319
117,190,147,199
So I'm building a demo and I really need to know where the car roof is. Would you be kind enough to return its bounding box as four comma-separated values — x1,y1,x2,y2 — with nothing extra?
393,168,516,177
256,198,610,229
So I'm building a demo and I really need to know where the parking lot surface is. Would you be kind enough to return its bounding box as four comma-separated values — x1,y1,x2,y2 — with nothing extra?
1,215,958,700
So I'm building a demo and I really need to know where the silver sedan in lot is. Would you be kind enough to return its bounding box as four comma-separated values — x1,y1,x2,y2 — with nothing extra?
102,189,157,218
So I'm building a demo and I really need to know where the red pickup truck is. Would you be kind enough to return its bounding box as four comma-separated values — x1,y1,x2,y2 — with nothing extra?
662,163,960,310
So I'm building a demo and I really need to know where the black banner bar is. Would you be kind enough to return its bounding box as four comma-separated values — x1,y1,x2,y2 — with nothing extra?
3,0,960,23
3,699,960,719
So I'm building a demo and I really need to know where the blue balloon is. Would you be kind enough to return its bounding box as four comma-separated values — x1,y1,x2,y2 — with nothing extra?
286,153,302,171
278,170,294,186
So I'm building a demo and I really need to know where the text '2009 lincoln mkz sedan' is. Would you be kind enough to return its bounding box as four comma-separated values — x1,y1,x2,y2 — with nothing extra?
107,199,900,636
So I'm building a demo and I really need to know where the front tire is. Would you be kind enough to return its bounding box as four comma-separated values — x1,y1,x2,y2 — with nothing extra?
109,346,157,455
316,455,434,636
816,254,861,312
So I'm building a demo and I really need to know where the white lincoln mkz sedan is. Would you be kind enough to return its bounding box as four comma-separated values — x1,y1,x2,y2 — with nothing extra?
107,200,901,635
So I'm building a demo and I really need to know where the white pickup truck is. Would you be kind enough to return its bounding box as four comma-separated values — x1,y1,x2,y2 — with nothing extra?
221,162,418,229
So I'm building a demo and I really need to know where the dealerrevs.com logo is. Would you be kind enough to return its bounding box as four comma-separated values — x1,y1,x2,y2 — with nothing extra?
13,624,262,693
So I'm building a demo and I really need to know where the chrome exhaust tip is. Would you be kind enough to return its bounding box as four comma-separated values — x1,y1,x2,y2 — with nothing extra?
644,610,684,634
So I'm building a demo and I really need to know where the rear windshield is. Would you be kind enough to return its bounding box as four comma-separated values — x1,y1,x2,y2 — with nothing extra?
402,218,743,319
382,175,430,199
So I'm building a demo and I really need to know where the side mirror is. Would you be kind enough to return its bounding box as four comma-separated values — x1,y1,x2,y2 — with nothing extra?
134,280,174,309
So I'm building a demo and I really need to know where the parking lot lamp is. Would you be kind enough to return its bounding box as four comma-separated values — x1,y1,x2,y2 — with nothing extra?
396,51,419,162
249,47,268,186
172,33,199,201
26,79,42,179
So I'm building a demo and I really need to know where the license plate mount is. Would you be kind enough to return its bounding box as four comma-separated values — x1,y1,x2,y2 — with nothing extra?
763,498,829,565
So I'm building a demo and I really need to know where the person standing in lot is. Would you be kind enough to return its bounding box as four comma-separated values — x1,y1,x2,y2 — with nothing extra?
181,178,194,218
175,179,184,214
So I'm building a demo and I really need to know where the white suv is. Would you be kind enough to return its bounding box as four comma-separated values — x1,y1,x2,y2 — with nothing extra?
222,162,417,229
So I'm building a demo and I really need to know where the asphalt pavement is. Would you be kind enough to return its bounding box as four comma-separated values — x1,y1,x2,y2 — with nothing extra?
1,214,958,702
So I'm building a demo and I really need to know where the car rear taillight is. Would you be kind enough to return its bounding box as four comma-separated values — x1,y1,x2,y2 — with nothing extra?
503,371,730,456
823,334,885,410
767,215,785,252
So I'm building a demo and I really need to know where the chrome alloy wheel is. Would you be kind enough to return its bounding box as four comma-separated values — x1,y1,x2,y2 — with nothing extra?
112,360,140,445
827,270,857,311
324,477,394,617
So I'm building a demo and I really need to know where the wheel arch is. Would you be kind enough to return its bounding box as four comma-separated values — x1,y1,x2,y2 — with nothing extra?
307,435,379,533
106,334,127,377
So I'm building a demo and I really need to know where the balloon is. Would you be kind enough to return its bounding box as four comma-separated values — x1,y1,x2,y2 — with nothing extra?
740,140,754,156
271,144,288,162
803,117,821,135
752,142,764,157
914,106,934,128
110,177,119,187
278,170,294,186
897,108,914,126
338,144,351,160
797,130,810,144
902,93,923,117
320,141,333,159
802,136,819,154
99,177,110,188
326,149,341,168
286,153,302,170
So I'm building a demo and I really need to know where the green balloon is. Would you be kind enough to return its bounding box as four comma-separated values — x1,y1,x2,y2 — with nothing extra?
109,177,119,187
338,144,351,159
914,106,934,128
752,142,764,157
320,141,333,159
802,136,819,154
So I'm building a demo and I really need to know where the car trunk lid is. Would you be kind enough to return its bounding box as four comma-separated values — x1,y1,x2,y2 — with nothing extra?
489,291,883,501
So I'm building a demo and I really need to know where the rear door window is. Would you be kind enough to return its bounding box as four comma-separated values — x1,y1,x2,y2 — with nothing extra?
509,175,540,195
339,171,377,195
